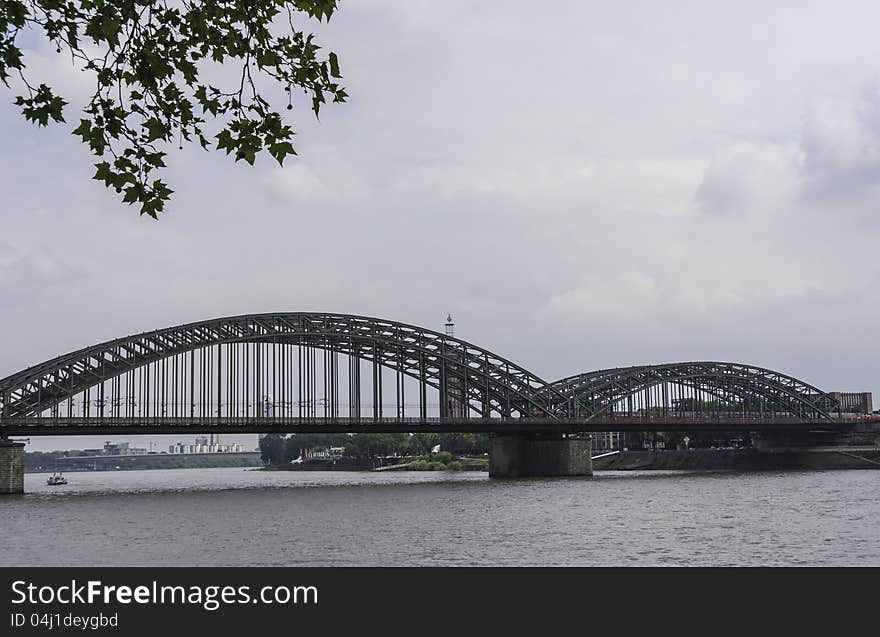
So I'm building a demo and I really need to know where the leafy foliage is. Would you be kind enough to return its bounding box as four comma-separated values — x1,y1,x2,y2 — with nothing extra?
259,433,286,465
0,0,347,218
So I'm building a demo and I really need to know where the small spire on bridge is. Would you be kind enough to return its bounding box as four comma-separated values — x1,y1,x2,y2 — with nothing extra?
445,314,455,338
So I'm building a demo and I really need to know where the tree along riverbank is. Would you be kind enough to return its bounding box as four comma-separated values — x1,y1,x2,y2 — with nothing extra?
259,433,490,469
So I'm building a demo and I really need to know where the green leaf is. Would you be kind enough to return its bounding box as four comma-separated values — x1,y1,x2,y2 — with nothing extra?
72,119,92,140
93,162,114,186
268,141,296,166
102,16,122,44
329,51,341,78
122,185,142,204
257,50,279,67
215,129,234,154
143,118,167,143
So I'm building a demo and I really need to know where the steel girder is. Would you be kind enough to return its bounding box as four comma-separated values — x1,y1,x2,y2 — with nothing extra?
0,312,567,420
548,362,840,421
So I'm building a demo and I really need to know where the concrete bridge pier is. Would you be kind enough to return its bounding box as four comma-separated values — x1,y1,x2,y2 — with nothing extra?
489,433,592,478
0,439,25,495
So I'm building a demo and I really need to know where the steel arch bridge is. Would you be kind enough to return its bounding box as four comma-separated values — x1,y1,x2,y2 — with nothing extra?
545,363,841,431
0,312,845,436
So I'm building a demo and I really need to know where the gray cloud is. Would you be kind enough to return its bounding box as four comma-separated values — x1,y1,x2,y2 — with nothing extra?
695,79,880,220
801,80,880,201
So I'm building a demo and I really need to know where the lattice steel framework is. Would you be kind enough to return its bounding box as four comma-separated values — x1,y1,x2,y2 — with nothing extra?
0,312,568,422
0,314,845,435
547,362,840,421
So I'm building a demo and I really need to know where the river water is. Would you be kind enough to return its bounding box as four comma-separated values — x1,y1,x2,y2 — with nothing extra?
2,468,878,566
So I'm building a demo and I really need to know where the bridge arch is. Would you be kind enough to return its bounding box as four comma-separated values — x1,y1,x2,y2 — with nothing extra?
0,312,567,422
548,362,840,421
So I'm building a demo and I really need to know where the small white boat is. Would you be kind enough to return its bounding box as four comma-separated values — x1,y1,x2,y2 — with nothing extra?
46,472,68,486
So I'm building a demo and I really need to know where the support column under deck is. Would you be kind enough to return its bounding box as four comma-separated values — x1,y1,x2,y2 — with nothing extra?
489,434,592,478
0,439,25,495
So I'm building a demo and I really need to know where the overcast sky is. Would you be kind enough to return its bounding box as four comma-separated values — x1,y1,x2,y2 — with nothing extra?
2,1,879,451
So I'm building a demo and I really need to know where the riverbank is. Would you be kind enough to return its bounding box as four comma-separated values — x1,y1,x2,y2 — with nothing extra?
24,451,262,473
592,448,880,471
375,457,489,472
262,457,375,471
262,455,490,472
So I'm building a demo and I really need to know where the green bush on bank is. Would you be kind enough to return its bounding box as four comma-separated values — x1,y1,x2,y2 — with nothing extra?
406,453,476,471
413,451,453,465
409,459,449,471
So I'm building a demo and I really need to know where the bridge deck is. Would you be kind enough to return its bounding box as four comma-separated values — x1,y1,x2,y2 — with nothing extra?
0,416,854,436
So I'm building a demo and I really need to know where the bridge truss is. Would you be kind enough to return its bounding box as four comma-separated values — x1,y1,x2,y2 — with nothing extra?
0,313,572,434
548,362,840,421
0,313,843,436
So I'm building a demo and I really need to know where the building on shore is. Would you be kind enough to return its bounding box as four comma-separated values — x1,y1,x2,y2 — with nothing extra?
830,392,873,414
168,437,245,454
102,441,147,456
302,446,345,460
591,431,622,451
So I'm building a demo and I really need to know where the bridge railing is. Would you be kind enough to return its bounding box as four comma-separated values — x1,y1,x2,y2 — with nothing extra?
0,414,852,436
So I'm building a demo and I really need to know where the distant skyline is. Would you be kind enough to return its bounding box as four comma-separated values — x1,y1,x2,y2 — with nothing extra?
23,434,260,453
3,1,879,451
